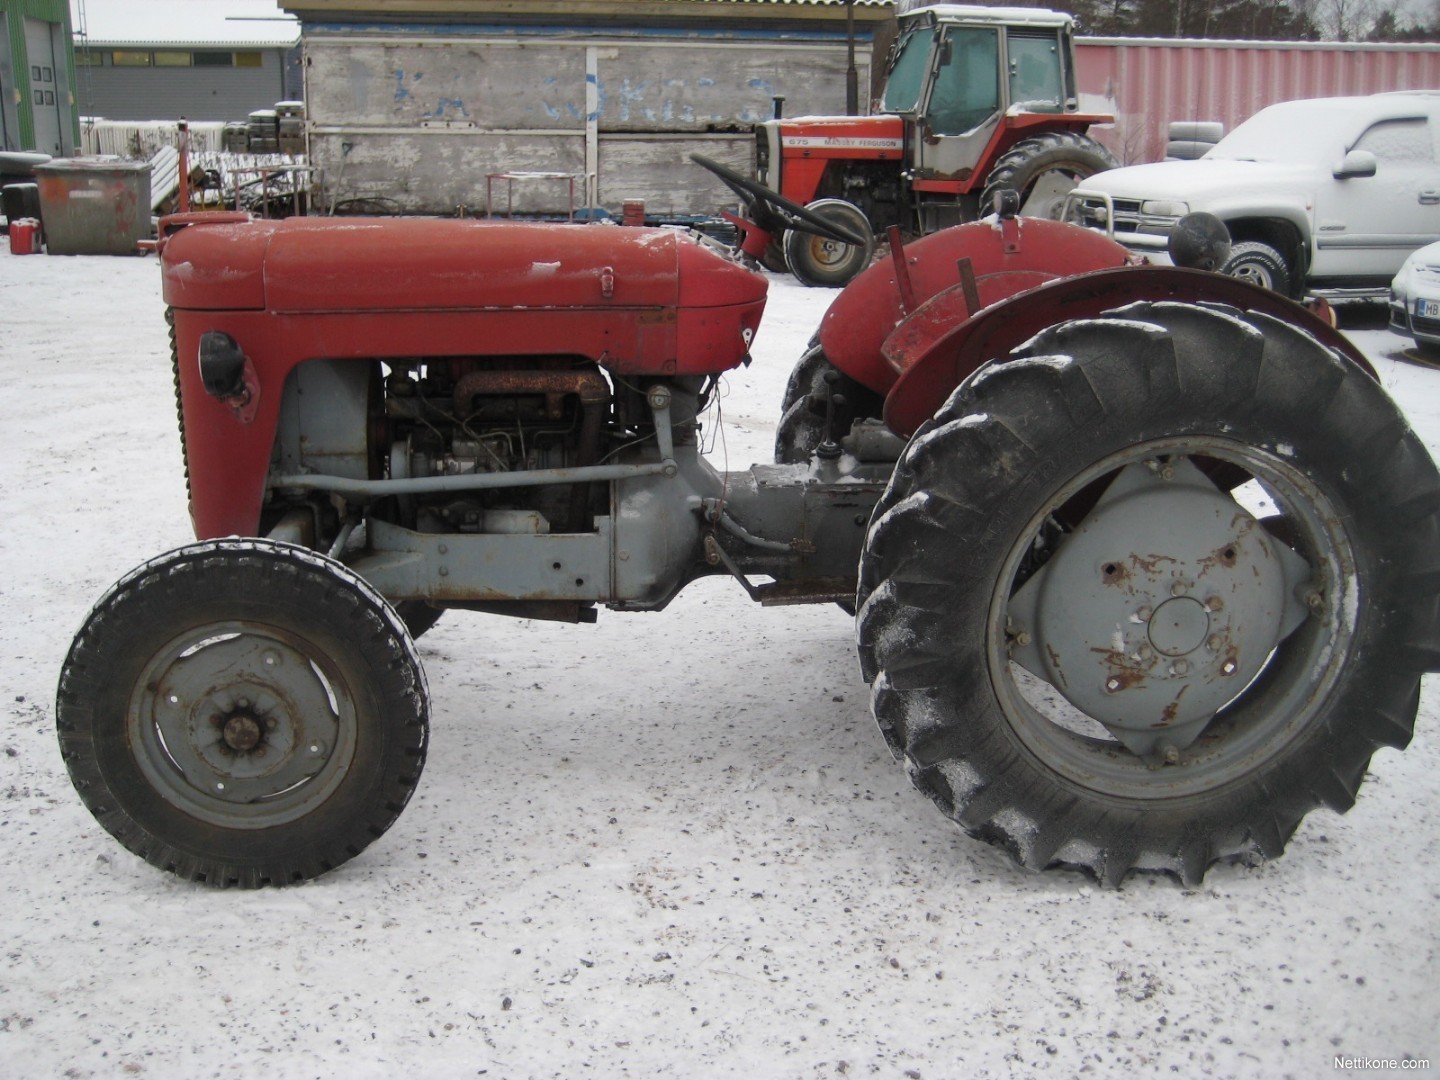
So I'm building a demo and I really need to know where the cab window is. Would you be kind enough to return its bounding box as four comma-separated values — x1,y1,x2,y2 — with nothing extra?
1008,31,1065,108
1353,118,1432,164
882,28,935,114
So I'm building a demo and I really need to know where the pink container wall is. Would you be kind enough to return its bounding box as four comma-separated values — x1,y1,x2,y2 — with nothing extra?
1075,37,1440,163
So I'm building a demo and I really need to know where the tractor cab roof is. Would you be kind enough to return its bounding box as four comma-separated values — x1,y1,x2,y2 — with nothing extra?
897,4,1076,29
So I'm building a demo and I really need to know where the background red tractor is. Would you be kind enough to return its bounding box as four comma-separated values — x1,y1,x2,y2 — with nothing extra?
754,3,1117,285
55,164,1439,891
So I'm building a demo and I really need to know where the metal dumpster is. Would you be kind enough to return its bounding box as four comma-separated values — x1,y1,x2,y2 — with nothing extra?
34,157,151,255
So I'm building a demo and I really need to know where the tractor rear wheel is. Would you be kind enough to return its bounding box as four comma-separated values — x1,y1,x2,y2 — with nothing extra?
979,131,1117,220
56,539,430,887
857,301,1440,886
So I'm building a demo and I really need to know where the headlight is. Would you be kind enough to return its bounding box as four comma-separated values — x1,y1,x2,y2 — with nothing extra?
1141,200,1189,218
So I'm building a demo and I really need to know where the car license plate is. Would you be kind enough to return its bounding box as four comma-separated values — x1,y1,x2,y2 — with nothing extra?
1418,298,1440,319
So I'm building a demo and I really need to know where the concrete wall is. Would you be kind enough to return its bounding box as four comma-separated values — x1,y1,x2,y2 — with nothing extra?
303,26,872,216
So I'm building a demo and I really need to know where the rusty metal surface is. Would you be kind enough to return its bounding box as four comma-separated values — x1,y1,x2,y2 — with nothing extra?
161,215,765,538
820,218,1132,395
451,368,610,417
883,264,1378,438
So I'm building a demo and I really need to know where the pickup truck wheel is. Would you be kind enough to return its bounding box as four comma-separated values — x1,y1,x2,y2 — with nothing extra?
56,539,430,887
783,199,875,287
1221,240,1294,296
979,131,1118,220
774,338,884,464
857,301,1440,886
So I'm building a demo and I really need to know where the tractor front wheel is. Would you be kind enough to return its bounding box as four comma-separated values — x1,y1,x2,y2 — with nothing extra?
56,539,430,887
857,301,1440,886
783,199,875,287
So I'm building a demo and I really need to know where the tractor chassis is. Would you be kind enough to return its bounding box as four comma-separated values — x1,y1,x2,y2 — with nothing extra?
268,380,891,617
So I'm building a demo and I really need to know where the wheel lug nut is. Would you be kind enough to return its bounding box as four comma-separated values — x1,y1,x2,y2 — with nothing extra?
1170,581,1187,597
1171,659,1191,676
1306,590,1324,611
1162,744,1180,765
1207,635,1222,651
1206,597,1224,612
1137,606,1153,622
236,697,250,710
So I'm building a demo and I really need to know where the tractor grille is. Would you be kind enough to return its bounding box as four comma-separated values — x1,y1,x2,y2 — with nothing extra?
168,307,191,506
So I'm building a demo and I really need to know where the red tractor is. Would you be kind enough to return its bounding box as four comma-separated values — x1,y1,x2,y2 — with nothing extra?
755,3,1117,285
56,161,1439,890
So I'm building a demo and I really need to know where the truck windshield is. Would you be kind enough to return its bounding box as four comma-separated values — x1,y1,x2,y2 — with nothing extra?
928,27,1000,135
1207,101,1360,163
1008,31,1064,109
881,28,934,113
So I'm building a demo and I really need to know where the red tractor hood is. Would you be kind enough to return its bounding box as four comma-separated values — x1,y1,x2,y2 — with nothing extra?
161,215,765,317
778,114,905,154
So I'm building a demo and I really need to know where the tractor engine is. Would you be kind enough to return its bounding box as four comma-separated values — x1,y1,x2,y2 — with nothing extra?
376,357,615,535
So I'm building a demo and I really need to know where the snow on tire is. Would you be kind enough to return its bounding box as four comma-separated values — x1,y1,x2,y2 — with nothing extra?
1221,240,1295,297
856,301,1440,887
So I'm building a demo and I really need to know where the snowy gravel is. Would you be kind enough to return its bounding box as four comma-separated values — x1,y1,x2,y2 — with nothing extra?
1,245,1437,1079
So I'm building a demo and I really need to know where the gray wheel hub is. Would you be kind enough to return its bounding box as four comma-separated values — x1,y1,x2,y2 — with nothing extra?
1007,458,1313,758
132,625,355,827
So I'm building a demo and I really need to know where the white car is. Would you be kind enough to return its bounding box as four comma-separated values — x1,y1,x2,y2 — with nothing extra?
1065,92,1440,298
1390,240,1440,351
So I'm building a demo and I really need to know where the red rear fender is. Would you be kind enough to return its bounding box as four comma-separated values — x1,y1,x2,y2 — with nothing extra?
882,264,1377,439
818,218,1132,395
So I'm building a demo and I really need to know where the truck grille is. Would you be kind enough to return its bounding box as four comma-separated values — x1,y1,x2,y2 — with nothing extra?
1068,194,1177,237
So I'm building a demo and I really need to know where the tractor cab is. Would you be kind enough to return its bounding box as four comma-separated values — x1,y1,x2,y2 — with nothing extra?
752,4,1115,285
882,5,1083,183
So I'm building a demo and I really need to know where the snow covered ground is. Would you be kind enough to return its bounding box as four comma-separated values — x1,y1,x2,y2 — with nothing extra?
1,244,1436,1079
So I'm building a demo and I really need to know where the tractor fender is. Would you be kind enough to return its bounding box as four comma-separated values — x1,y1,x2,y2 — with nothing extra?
881,264,1377,439
817,217,1132,396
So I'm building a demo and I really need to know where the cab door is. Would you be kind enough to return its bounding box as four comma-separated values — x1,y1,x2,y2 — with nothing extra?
912,26,1002,180
1311,112,1440,281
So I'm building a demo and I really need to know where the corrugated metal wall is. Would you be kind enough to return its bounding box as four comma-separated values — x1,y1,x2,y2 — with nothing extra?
75,50,289,122
1076,37,1440,164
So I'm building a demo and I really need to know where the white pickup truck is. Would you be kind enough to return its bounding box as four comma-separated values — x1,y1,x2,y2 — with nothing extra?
1064,92,1440,298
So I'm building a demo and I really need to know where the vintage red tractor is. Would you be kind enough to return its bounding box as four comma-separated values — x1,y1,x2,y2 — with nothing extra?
56,160,1440,889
